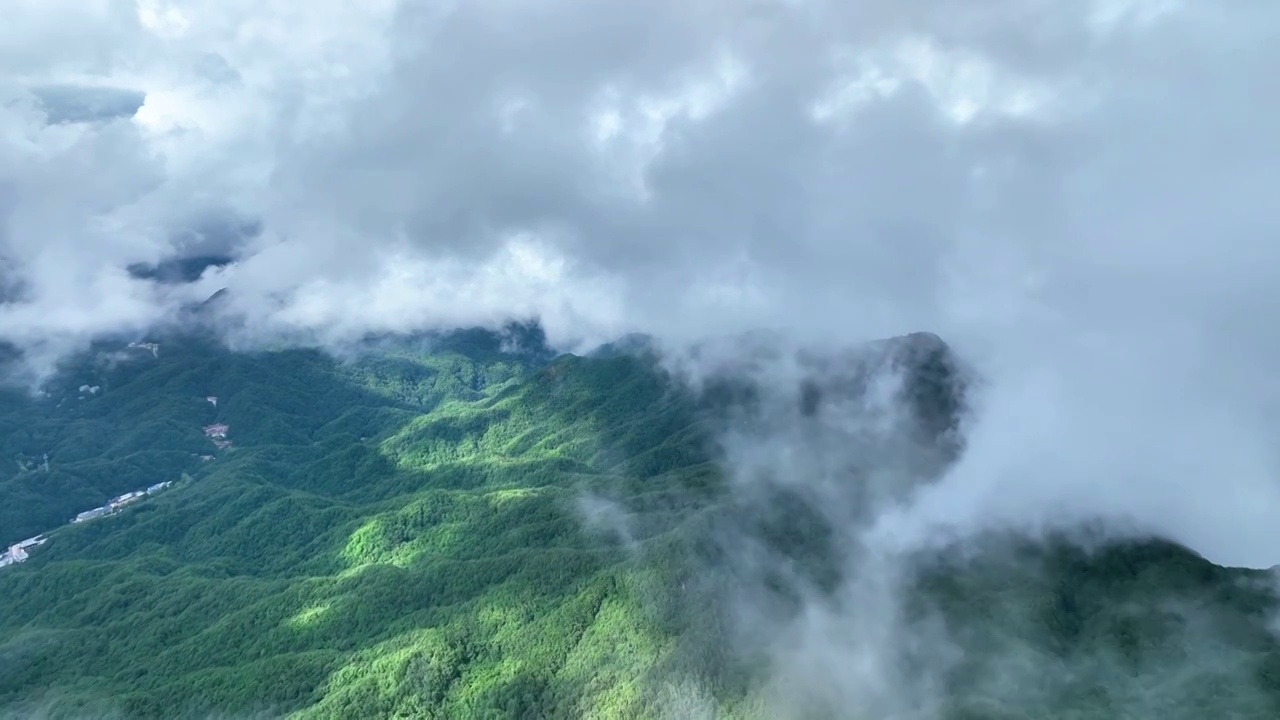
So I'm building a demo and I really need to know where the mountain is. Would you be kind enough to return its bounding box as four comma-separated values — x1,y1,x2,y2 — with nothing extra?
28,84,147,125
127,255,237,285
0,330,1276,719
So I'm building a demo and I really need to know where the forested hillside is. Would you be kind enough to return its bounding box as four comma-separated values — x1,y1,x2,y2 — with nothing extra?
0,326,724,718
0,329,1278,719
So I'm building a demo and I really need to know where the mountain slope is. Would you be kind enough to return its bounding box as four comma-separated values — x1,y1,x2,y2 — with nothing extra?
0,330,1277,719
0,329,718,719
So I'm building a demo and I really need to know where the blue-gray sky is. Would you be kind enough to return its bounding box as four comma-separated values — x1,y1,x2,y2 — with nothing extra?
3,0,1280,567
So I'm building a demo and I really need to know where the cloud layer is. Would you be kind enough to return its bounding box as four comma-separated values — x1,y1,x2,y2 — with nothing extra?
4,0,1280,566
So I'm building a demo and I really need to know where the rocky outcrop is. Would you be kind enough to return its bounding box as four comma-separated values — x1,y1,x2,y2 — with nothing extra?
690,330,968,456
796,331,968,457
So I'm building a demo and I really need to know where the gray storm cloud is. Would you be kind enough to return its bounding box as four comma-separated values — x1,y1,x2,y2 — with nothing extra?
3,0,1280,567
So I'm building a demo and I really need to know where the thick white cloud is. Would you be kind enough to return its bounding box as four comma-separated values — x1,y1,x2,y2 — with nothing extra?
3,0,1280,565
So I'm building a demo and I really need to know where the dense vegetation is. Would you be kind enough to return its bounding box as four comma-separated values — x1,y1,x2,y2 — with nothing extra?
0,326,724,719
0,327,1277,719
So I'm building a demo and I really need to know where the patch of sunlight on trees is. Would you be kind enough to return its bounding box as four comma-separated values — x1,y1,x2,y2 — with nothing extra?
295,630,448,719
560,596,671,718
287,604,333,631
477,601,538,648
486,486,545,509
340,487,568,569
450,654,530,709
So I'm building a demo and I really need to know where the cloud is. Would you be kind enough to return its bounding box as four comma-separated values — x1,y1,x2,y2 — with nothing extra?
27,85,147,125
3,0,1280,566
661,335,1277,717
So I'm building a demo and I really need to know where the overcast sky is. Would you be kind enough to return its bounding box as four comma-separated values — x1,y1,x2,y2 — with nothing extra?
4,0,1280,567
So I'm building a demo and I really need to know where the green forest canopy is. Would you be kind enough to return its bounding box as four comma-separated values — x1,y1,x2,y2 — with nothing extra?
0,328,1277,719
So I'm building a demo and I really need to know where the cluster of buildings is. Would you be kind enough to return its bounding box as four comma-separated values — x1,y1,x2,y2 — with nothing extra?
3,382,218,571
0,536,48,568
73,506,112,524
16,453,50,474
127,341,160,357
1,479,179,570
71,481,174,525
111,490,147,509
203,423,232,450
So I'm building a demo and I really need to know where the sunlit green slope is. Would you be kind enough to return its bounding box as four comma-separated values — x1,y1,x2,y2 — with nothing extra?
0,327,722,719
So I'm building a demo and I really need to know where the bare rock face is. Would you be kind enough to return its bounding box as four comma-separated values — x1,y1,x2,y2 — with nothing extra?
795,331,968,459
875,332,963,422
687,331,971,581
683,333,973,634
687,330,970,481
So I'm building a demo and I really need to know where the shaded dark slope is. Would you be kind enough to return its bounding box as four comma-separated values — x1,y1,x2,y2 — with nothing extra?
0,327,552,544
912,533,1280,718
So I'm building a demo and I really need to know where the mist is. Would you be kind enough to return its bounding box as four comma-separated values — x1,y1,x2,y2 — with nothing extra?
4,1,1278,565
642,334,1280,718
5,0,1280,716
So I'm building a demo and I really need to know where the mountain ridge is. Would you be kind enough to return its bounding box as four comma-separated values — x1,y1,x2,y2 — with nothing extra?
0,328,1275,719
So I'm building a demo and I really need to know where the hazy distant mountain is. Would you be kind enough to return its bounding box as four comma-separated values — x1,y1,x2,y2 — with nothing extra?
28,84,147,124
127,254,237,285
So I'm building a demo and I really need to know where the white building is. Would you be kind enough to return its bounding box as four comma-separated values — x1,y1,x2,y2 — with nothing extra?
203,424,229,439
74,507,111,523
110,492,146,509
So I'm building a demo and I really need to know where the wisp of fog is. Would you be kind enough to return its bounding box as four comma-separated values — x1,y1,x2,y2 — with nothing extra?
5,1,1280,716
